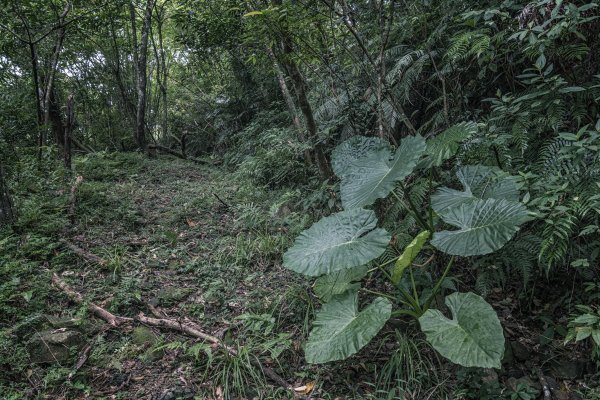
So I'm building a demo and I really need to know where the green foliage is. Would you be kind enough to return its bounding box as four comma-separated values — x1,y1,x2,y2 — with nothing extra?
304,290,392,364
565,305,600,360
431,199,529,256
419,122,479,168
284,135,512,369
418,292,505,368
283,208,390,277
391,230,430,284
336,135,426,209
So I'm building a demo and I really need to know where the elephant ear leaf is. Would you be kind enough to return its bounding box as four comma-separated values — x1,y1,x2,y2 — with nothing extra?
305,290,391,363
419,292,505,369
431,199,529,256
314,265,369,302
391,230,430,284
332,136,389,179
432,165,520,216
419,122,478,168
283,208,391,276
340,135,426,209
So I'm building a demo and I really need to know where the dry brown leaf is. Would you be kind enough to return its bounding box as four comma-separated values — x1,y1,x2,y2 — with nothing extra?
294,381,315,395
186,217,199,227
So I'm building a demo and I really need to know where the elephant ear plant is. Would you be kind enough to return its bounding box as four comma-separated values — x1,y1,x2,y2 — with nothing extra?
283,124,531,368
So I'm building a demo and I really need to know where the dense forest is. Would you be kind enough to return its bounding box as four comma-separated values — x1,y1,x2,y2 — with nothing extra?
1,0,599,398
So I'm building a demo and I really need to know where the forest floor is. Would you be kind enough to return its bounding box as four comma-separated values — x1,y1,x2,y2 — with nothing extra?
1,153,598,399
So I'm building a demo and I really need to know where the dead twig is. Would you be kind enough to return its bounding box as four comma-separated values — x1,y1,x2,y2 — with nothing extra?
50,272,130,326
48,272,295,394
213,193,230,209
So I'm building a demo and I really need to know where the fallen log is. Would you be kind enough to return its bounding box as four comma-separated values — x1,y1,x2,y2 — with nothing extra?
147,144,209,165
50,272,127,326
48,271,295,393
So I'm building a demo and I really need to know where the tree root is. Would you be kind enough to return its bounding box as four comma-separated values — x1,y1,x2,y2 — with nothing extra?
48,271,295,394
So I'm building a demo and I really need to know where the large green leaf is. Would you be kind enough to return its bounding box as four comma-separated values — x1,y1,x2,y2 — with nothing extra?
340,135,426,209
431,198,529,256
391,230,430,284
314,265,369,302
283,208,391,276
419,122,478,168
432,165,520,217
331,136,389,179
305,290,392,363
419,292,505,369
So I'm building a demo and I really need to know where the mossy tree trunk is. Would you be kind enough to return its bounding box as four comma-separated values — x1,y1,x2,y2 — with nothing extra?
0,164,15,226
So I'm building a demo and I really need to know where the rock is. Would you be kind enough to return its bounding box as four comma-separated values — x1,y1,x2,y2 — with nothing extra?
157,387,195,400
27,329,85,363
510,340,531,362
45,315,82,329
550,358,586,380
132,326,163,363
507,376,540,395
132,326,158,345
157,287,192,306
141,346,164,363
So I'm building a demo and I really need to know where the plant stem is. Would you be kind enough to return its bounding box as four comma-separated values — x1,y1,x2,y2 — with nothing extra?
395,185,429,231
428,169,435,230
409,266,419,304
423,256,455,312
361,288,397,301
391,309,420,319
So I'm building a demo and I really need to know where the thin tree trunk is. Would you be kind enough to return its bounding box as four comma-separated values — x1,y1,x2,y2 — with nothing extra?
49,89,65,152
64,94,74,170
266,47,312,166
0,164,15,226
42,2,70,127
134,0,154,151
155,2,168,139
280,39,332,179
110,19,137,123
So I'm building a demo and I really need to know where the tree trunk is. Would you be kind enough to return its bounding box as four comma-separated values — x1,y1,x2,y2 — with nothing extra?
279,38,332,179
134,0,154,151
42,2,70,128
49,89,65,151
0,164,15,226
64,94,74,170
266,47,312,167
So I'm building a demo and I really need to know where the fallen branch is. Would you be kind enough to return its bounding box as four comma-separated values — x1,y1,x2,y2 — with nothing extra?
62,241,107,267
213,193,231,209
50,272,129,326
48,272,294,393
148,144,208,165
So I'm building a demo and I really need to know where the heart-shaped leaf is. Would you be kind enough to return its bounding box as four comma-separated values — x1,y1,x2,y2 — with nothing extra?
340,135,426,209
332,136,389,179
314,265,369,302
283,208,391,276
432,165,520,217
305,290,391,363
419,292,505,368
431,198,529,256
